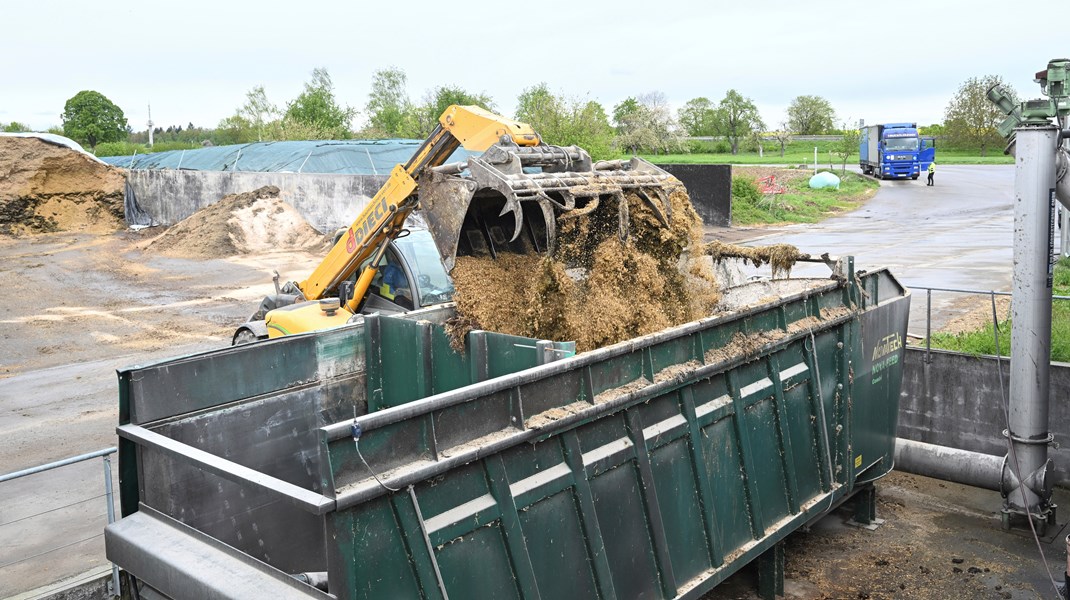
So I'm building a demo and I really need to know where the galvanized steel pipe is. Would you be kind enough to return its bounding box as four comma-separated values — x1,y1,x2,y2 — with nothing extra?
894,438,1005,491
1008,125,1059,515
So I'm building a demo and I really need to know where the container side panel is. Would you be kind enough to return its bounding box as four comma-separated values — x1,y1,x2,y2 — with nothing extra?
127,323,365,424
330,416,434,488
519,369,586,417
852,293,910,477
649,334,700,375
649,436,712,583
139,446,326,574
588,351,646,397
432,390,516,452
485,333,541,378
377,316,424,409
783,378,823,502
590,463,662,600
330,499,423,600
436,523,521,600
431,326,472,393
742,396,791,525
517,490,600,599
702,416,752,553
416,462,495,541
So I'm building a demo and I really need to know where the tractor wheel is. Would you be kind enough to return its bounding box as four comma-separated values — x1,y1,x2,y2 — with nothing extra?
233,329,261,346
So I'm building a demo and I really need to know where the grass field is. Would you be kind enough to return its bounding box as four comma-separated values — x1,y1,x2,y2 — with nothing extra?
729,167,879,226
927,258,1070,361
641,139,1013,166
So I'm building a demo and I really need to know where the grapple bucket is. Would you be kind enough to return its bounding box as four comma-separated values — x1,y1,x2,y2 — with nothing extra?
419,140,678,272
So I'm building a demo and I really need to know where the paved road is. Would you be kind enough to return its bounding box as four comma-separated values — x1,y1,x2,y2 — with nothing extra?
729,165,1017,335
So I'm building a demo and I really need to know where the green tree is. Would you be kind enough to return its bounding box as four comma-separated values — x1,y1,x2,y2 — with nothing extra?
241,85,278,142
215,114,255,145
61,90,128,150
832,121,860,174
613,93,685,155
714,90,764,155
410,85,494,138
919,123,945,136
944,75,1015,156
786,95,836,135
677,97,718,137
284,67,356,139
771,123,792,157
2,121,30,133
515,83,615,160
366,67,414,137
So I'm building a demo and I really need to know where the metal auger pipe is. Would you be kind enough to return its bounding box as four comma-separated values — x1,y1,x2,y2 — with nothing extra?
1006,124,1059,518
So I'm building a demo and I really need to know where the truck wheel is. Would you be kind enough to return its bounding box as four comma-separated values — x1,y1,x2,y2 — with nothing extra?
911,175,919,180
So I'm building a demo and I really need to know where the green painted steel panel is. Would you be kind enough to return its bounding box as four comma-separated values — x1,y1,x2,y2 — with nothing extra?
516,490,600,599
744,397,792,528
701,414,753,558
649,436,712,584
590,463,663,600
436,525,521,599
431,327,471,393
329,499,424,599
782,370,824,503
485,333,542,379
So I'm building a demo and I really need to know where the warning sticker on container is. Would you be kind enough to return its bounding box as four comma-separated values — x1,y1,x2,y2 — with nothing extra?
854,454,863,468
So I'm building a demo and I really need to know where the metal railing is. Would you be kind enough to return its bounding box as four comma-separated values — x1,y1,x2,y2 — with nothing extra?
0,447,120,598
907,284,1070,363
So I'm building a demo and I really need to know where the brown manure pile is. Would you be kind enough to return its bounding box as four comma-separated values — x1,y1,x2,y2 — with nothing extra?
0,136,126,235
450,184,724,352
146,186,325,258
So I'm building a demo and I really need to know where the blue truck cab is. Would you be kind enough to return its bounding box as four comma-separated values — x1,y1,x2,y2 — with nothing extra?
859,122,935,180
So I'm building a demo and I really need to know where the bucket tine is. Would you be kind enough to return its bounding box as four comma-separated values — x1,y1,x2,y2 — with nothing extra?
635,188,670,228
616,192,630,242
558,196,600,221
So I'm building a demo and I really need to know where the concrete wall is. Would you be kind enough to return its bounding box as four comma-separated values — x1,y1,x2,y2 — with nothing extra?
126,170,389,233
899,346,1070,484
659,164,732,226
126,165,734,233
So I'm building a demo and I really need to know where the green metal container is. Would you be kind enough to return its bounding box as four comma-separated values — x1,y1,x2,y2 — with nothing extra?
106,259,909,600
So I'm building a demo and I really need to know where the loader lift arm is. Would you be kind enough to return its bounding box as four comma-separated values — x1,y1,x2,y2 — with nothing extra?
242,103,677,342
299,105,539,313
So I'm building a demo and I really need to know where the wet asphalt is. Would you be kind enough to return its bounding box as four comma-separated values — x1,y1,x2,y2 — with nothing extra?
727,165,1017,334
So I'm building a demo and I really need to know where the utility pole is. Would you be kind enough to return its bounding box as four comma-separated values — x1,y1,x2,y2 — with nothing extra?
147,104,154,148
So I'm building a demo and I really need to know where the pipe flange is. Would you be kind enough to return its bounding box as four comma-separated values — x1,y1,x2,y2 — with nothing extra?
1001,429,1055,445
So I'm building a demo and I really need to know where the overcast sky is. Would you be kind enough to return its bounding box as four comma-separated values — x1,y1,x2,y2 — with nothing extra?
3,0,1068,135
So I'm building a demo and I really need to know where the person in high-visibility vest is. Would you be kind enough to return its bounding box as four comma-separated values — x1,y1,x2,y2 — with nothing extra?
927,161,936,186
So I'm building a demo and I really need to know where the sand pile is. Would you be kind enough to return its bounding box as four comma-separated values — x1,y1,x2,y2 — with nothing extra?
450,185,724,352
146,186,325,258
0,136,125,235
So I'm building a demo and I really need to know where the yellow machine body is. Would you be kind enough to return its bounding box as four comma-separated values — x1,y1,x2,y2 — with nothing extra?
265,301,354,339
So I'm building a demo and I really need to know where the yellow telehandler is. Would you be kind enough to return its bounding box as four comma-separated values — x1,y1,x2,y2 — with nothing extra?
233,105,677,343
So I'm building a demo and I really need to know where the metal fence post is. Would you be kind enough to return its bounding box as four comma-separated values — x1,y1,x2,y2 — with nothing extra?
103,455,120,598
926,288,932,364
